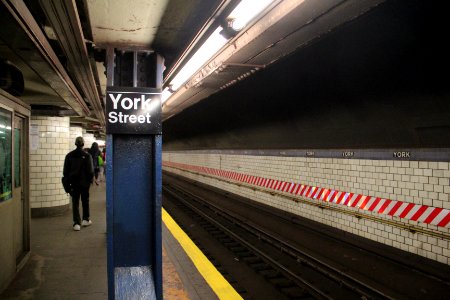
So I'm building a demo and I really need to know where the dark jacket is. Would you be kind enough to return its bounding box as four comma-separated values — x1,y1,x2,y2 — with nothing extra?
63,147,94,188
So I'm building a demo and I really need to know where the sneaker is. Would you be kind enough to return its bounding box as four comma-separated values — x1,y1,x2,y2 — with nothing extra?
82,220,92,227
73,224,81,231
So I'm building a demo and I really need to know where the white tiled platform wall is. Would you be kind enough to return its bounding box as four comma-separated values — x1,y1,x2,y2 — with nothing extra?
163,151,450,264
83,132,96,149
30,116,71,211
69,126,83,150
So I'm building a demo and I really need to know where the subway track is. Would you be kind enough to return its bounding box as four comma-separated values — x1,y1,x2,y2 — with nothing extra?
162,172,450,300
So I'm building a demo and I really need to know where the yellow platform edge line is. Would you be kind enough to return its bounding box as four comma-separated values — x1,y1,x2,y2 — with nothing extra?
162,208,243,300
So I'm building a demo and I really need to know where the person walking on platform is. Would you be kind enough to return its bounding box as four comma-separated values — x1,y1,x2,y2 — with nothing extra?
63,137,94,231
88,142,101,185
96,147,105,182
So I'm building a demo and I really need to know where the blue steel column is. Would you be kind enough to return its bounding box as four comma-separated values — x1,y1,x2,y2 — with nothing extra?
106,48,163,300
153,53,163,300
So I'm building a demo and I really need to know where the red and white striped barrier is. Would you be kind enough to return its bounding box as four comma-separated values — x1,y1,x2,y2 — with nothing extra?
163,161,450,228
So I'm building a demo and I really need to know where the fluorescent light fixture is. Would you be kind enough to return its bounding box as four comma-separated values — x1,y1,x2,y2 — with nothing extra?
170,27,227,91
228,0,276,30
163,0,276,104
161,87,172,104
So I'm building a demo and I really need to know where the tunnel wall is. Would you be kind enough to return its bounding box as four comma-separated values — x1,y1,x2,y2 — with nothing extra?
163,151,450,264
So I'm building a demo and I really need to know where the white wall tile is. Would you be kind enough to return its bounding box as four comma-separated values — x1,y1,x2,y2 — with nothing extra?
30,116,71,208
163,151,450,265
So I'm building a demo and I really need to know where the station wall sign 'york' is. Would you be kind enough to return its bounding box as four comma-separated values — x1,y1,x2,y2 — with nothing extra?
106,86,162,134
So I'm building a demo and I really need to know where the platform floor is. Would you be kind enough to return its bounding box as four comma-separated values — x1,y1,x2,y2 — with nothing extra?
0,182,218,300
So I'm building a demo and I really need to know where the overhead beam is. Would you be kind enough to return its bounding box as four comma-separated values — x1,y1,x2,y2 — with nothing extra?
39,0,105,126
1,0,90,116
30,109,78,117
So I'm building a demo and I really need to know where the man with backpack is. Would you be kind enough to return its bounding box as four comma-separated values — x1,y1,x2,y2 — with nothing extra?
63,136,94,231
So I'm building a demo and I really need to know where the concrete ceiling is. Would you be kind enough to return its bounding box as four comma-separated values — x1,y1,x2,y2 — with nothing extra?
86,0,168,47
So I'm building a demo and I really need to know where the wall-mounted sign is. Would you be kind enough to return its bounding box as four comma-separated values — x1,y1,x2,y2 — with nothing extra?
342,151,354,158
30,124,39,151
393,151,411,159
106,86,162,134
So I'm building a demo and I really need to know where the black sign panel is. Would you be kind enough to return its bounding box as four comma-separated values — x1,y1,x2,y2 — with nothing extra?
106,86,162,134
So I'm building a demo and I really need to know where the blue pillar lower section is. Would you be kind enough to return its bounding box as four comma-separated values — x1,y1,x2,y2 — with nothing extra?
113,135,154,266
152,135,162,299
107,134,162,299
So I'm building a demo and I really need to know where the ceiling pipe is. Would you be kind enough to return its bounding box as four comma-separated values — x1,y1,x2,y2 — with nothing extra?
1,0,90,116
39,0,106,126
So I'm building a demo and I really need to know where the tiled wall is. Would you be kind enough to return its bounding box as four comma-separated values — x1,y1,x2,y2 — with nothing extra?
163,151,450,264
30,120,104,217
30,116,71,212
69,126,83,150
83,132,96,150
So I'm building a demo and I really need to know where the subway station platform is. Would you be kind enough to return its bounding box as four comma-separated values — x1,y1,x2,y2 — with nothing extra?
0,183,226,300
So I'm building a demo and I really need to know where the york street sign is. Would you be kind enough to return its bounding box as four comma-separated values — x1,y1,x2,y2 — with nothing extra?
106,86,162,134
